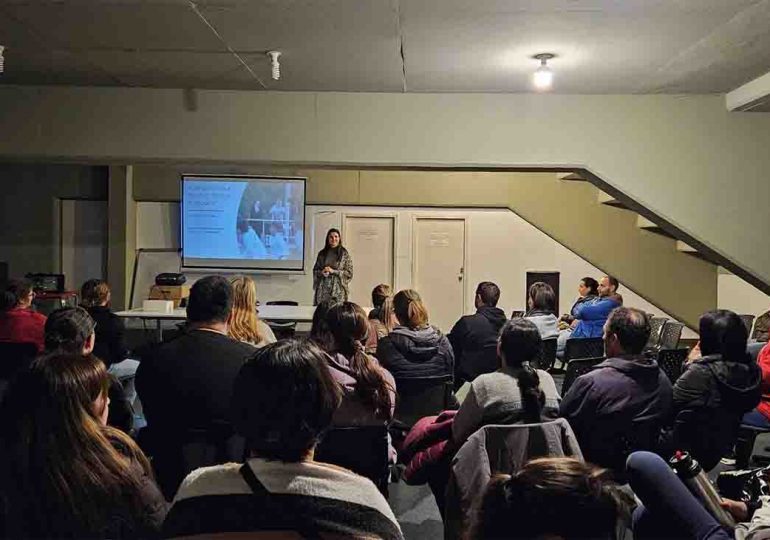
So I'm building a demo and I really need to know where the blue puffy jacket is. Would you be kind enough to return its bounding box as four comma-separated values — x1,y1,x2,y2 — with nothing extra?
571,297,621,338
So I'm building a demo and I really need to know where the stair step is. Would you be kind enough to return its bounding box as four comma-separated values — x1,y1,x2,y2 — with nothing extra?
637,215,675,239
556,172,586,181
597,190,629,209
676,241,698,253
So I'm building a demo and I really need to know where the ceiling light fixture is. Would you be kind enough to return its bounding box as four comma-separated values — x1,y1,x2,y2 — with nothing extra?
267,51,281,81
533,53,555,91
0,46,5,74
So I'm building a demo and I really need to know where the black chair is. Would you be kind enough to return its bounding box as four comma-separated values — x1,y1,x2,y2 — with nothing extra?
316,425,390,496
265,300,299,339
0,341,38,379
739,314,756,336
534,338,558,371
393,374,457,429
562,356,604,394
645,317,668,351
659,321,685,350
564,337,605,363
735,424,770,469
657,348,689,384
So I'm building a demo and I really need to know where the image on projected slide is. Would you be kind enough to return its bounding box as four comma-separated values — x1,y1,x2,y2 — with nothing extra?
181,175,306,271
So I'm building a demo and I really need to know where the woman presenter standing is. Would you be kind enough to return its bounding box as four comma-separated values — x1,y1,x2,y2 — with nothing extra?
313,228,353,305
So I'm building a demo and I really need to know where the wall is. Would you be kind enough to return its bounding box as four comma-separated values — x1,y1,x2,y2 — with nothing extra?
136,201,691,335
718,271,770,318
0,163,108,277
2,87,770,293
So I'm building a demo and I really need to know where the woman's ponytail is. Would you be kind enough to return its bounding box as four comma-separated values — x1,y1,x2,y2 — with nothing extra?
499,318,546,423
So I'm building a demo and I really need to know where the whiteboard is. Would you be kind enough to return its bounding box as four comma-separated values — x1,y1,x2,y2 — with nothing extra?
130,249,182,309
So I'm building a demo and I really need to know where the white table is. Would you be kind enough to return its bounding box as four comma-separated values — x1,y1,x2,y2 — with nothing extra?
116,304,370,341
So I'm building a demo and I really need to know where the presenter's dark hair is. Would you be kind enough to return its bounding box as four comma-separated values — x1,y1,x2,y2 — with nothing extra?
699,309,749,363
323,228,342,250
1,278,33,311
231,339,341,462
581,277,599,296
605,307,650,354
476,282,501,307
187,275,233,324
499,318,544,423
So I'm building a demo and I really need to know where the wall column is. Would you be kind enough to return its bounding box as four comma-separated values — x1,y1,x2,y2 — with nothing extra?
107,165,136,310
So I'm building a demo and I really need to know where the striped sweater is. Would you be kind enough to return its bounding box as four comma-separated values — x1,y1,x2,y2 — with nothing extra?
163,458,403,539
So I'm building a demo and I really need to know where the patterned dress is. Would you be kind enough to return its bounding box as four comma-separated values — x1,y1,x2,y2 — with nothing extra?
312,248,353,305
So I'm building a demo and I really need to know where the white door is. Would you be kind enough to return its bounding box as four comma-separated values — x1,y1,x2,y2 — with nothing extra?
60,200,108,291
343,215,395,307
414,217,466,333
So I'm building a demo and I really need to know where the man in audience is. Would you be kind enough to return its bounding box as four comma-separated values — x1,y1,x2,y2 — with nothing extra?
136,276,255,495
753,308,770,342
0,278,46,352
569,275,623,340
449,282,507,386
560,307,672,478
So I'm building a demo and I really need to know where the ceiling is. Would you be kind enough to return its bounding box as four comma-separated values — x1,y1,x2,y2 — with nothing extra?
2,0,770,94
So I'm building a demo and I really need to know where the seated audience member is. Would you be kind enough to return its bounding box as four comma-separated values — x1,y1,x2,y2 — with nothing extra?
135,276,255,491
369,283,393,320
45,307,134,434
671,310,761,471
163,340,403,539
753,308,770,342
0,278,46,352
557,275,623,356
227,275,276,347
0,353,167,538
367,295,397,354
561,277,599,325
524,281,560,340
627,451,767,540
449,282,507,385
469,458,624,540
744,341,770,429
376,289,454,380
309,299,337,351
560,307,672,476
451,318,561,448
322,302,396,428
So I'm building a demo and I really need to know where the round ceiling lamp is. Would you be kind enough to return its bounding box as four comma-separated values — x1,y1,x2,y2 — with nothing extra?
533,53,556,91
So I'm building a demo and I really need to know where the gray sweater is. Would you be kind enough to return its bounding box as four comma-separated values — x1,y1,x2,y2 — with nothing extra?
451,368,561,446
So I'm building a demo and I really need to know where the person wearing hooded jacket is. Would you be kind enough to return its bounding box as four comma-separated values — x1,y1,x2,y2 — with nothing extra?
449,282,507,386
376,289,454,381
560,307,672,479
671,310,761,471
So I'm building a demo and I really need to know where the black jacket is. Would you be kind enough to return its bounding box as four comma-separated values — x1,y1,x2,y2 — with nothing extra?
672,353,761,470
84,305,129,368
376,326,454,380
448,306,507,383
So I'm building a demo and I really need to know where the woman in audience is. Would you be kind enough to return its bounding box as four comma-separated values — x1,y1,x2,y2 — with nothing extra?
470,458,624,540
162,340,403,539
367,295,398,354
524,281,560,339
309,299,337,351
672,310,761,470
451,318,561,447
312,228,354,305
369,283,393,320
560,276,599,326
323,302,396,428
0,277,46,352
45,307,135,434
376,289,454,380
0,353,167,538
227,275,276,347
744,341,770,429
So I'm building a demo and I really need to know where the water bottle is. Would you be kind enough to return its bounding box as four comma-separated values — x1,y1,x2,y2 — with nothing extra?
669,450,736,528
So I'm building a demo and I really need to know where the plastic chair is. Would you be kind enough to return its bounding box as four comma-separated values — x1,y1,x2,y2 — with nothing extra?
564,337,605,363
739,314,756,336
659,321,685,350
657,348,689,384
265,300,299,339
562,356,604,394
735,424,770,469
393,374,457,429
645,317,669,351
534,338,558,371
316,425,390,496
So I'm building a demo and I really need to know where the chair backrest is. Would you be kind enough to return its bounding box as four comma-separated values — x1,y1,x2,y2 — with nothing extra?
645,317,669,350
739,314,756,336
657,348,689,384
561,357,604,394
0,341,38,379
265,300,299,337
659,321,685,350
315,425,390,495
394,374,455,428
266,300,300,306
534,338,558,371
564,337,605,363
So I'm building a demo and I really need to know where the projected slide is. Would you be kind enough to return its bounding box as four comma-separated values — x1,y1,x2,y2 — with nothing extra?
181,175,306,271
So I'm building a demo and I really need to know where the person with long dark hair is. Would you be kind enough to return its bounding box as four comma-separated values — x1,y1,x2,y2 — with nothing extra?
0,277,46,352
322,302,396,427
451,318,561,447
312,228,353,305
0,353,167,538
672,309,761,470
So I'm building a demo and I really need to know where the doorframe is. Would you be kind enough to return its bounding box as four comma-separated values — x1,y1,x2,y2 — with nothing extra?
411,215,468,316
341,211,399,291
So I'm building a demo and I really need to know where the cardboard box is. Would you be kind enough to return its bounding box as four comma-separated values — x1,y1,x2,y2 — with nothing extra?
149,284,190,308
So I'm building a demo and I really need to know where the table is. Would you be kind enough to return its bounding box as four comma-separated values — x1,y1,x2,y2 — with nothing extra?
116,304,371,341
